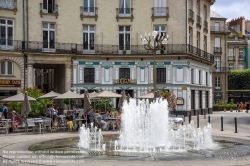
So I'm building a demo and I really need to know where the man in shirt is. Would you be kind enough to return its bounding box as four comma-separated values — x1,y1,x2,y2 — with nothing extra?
3,104,8,119
101,111,110,130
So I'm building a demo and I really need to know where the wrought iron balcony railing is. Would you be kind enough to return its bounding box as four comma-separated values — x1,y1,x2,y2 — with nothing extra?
214,67,230,72
239,56,245,61
116,8,134,22
80,6,98,21
151,7,169,21
40,3,58,18
228,56,235,61
188,9,194,22
210,26,229,33
196,15,202,27
0,0,17,14
0,40,214,63
214,47,222,53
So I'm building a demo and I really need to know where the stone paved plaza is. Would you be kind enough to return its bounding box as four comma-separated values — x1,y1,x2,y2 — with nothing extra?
1,111,250,166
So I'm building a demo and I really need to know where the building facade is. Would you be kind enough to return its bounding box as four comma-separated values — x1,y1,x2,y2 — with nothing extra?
0,0,215,115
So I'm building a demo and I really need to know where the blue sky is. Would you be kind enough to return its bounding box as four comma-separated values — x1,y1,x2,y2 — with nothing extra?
211,0,250,21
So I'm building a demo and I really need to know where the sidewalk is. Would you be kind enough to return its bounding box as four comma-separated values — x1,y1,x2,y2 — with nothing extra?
0,111,250,166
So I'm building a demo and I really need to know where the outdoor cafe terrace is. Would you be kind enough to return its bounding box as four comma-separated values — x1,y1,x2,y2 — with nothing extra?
0,40,214,64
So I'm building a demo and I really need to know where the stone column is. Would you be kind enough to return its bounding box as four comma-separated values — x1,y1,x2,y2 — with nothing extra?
65,64,71,92
27,64,34,88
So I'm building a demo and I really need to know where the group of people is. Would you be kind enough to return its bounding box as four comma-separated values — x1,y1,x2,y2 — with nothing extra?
236,102,244,112
0,104,21,133
100,110,121,130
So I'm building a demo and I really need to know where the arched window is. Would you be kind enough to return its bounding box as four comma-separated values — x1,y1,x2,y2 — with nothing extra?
0,61,13,75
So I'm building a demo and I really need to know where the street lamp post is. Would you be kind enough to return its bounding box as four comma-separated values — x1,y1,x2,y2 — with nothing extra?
141,31,169,92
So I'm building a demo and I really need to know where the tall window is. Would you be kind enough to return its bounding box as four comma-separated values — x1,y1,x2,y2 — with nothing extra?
205,91,209,108
204,35,207,51
239,64,244,70
214,37,221,52
0,61,13,75
83,0,95,15
0,19,14,47
191,69,194,84
156,68,166,83
83,25,95,52
84,68,95,83
154,25,166,53
119,26,130,51
196,0,200,15
154,0,167,16
191,90,195,109
215,57,221,71
229,63,234,70
199,70,202,85
119,68,130,78
214,22,220,31
204,5,207,21
119,0,131,16
215,77,220,88
188,27,193,46
0,0,15,9
205,72,208,85
239,48,244,59
42,0,55,13
197,32,200,49
43,23,55,51
228,48,234,60
199,90,202,108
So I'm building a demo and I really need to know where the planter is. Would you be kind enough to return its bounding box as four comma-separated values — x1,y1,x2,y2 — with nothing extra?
230,108,233,112
224,108,227,112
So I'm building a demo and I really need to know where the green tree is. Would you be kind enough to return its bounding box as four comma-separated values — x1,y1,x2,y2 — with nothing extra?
8,88,52,117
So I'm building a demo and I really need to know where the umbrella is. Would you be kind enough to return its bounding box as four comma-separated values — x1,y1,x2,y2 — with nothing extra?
118,91,126,108
137,92,154,99
53,91,83,110
1,93,36,102
37,91,61,99
84,91,91,114
21,92,32,134
96,90,122,111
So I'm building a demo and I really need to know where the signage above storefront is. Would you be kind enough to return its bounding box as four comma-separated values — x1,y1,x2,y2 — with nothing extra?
176,97,184,105
0,79,21,87
214,92,222,99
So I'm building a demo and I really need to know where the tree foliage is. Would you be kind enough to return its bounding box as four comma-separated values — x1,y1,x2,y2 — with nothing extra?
8,88,52,117
228,69,250,90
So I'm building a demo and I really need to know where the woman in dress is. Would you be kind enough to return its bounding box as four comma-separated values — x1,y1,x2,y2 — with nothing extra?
11,111,20,133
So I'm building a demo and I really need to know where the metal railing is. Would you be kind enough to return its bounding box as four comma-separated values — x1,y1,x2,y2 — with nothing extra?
0,0,17,9
239,56,244,61
80,6,98,17
214,47,222,53
228,56,235,61
196,15,202,26
0,40,214,63
210,26,229,32
188,9,194,21
116,8,133,17
214,67,230,72
152,7,169,16
40,3,58,14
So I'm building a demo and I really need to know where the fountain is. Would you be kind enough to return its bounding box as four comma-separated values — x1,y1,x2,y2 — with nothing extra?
78,98,216,153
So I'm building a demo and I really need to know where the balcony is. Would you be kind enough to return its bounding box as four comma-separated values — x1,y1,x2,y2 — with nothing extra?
151,7,169,21
196,15,202,28
214,67,230,72
215,85,221,90
0,40,214,64
210,26,230,34
203,20,208,31
40,3,58,19
188,9,194,23
214,47,222,53
113,78,137,84
0,0,17,14
228,56,235,61
80,6,98,21
116,8,134,22
239,55,245,61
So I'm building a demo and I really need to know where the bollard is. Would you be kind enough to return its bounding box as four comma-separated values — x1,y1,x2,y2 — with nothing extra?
182,113,185,122
208,116,210,124
189,114,191,124
204,110,206,119
197,112,199,128
221,116,224,131
234,117,238,133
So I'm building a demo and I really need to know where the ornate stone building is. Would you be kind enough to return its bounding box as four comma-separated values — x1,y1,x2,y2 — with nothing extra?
0,0,215,115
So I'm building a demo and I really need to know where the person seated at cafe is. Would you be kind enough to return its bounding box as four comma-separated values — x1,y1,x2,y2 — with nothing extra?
101,111,111,130
65,112,74,132
11,111,20,133
0,117,5,127
115,111,122,130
